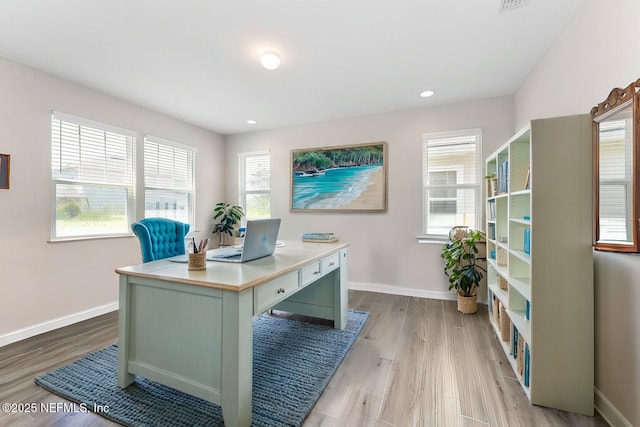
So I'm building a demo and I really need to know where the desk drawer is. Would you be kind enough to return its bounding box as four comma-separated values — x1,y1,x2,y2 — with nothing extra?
321,252,340,274
301,262,321,287
254,271,300,314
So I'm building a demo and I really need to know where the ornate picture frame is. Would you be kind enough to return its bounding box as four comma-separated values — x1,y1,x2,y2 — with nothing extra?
290,141,387,212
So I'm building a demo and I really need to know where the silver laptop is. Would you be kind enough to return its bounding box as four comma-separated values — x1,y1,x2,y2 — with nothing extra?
208,218,281,263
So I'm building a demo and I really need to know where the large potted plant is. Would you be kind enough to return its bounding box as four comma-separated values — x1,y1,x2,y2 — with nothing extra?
441,227,486,314
212,202,244,247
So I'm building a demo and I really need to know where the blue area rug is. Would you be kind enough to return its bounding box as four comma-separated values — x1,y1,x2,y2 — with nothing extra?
35,310,368,426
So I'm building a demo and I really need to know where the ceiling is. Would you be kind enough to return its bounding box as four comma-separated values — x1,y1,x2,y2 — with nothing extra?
0,0,585,135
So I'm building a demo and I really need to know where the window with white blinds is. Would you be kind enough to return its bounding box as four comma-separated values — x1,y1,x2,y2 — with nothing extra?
239,151,271,219
144,136,196,224
51,112,136,239
422,129,481,237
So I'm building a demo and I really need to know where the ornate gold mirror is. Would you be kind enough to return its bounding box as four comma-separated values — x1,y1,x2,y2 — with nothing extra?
591,78,640,252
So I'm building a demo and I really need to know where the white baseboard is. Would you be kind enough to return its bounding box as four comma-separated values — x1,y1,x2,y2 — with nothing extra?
595,387,632,427
348,281,494,305
348,281,457,301
0,302,119,348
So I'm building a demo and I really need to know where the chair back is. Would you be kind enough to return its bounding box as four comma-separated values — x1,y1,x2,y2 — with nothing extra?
131,218,190,263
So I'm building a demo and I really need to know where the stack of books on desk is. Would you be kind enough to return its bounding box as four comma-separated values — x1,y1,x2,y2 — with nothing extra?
302,232,339,243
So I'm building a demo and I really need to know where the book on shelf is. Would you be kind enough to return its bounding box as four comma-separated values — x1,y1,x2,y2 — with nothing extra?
498,160,509,194
511,324,518,359
524,343,530,387
487,199,496,220
525,300,530,322
302,232,338,243
488,223,496,240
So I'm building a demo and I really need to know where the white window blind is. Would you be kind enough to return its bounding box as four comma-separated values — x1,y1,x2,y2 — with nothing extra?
239,151,271,219
422,129,481,237
51,112,136,239
144,136,196,224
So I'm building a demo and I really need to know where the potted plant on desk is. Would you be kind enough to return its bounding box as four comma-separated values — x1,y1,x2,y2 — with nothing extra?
212,202,244,247
441,226,486,314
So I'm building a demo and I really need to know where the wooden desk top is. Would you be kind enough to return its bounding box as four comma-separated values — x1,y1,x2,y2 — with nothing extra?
116,240,349,292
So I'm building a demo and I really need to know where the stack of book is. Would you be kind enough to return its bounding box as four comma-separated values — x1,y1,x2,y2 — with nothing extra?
510,323,530,388
487,200,496,219
302,232,339,243
498,160,509,194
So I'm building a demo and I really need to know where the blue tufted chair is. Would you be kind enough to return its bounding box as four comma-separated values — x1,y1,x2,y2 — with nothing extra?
131,218,190,263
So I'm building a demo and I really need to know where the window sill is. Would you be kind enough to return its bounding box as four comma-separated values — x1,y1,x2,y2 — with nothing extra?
415,235,448,244
48,234,134,243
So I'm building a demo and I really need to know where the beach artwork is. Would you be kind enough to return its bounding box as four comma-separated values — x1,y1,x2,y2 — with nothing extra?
291,142,387,212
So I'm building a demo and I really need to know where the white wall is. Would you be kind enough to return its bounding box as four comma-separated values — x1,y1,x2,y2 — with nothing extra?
224,96,514,299
515,0,640,425
515,0,640,129
0,57,225,344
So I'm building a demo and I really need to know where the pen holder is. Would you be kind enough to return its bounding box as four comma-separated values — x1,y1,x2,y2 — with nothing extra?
188,252,206,271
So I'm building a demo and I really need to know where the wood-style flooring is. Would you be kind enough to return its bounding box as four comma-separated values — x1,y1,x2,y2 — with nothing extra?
0,290,610,426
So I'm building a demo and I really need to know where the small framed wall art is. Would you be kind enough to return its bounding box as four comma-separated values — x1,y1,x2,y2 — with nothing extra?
290,141,387,212
0,154,10,189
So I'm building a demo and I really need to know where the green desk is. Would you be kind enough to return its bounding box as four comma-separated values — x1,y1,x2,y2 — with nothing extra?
116,241,349,427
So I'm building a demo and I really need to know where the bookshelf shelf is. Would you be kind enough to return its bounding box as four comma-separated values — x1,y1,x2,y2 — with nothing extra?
496,241,509,250
507,308,531,344
485,115,594,416
488,284,508,305
487,258,508,279
510,249,530,263
509,276,531,301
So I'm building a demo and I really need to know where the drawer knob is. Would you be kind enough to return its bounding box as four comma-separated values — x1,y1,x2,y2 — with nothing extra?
277,288,285,294
329,261,335,266
313,270,319,275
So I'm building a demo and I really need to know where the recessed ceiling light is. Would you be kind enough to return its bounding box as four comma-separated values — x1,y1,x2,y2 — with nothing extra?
246,119,257,125
497,0,531,13
420,90,435,98
260,51,280,70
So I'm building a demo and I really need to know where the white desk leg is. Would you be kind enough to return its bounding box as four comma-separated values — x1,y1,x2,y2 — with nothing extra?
333,248,349,330
117,275,135,388
221,288,253,427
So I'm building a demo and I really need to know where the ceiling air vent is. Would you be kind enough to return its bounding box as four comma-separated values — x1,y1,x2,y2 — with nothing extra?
497,0,531,13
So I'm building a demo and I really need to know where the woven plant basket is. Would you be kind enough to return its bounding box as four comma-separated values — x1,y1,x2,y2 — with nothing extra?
457,292,477,314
